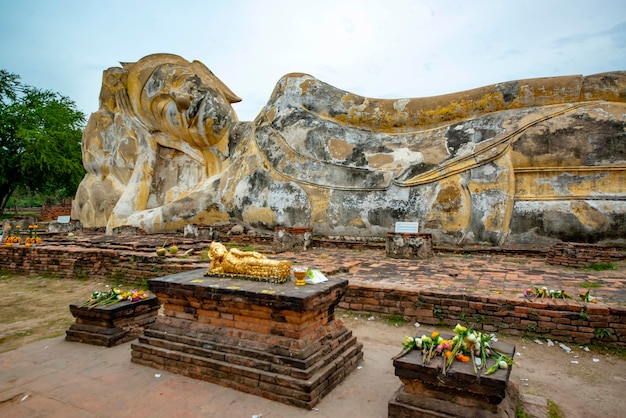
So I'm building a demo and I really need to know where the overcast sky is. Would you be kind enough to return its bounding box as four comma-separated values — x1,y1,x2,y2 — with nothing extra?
1,0,625,122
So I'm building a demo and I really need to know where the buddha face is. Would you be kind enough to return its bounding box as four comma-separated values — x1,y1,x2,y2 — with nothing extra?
139,63,236,151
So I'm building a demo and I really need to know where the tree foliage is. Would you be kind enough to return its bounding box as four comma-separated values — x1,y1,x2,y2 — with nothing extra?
0,69,85,211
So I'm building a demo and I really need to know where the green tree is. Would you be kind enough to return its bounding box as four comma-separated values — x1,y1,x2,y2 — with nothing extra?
0,69,85,212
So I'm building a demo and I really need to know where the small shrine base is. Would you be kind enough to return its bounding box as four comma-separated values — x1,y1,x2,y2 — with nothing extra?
386,233,433,259
131,269,363,409
389,339,517,417
273,226,313,252
65,295,160,347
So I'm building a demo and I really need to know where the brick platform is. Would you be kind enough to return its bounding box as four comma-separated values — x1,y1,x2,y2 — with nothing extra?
131,269,363,409
65,295,160,347
546,242,621,268
389,338,517,417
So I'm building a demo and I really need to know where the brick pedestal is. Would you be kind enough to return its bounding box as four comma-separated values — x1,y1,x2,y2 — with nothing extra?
131,269,363,409
386,233,434,259
389,338,518,417
66,295,160,347
273,226,313,252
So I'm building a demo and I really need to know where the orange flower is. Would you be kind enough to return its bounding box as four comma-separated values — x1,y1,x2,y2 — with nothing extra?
431,331,439,339
456,353,470,362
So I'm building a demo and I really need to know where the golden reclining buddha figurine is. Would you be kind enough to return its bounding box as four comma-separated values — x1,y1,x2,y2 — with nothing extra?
207,241,292,282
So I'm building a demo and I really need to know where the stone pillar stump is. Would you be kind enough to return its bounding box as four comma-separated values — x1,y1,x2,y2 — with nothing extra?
386,233,434,259
273,226,313,252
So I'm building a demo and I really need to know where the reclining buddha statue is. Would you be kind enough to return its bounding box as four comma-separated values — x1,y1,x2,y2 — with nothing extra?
72,53,626,246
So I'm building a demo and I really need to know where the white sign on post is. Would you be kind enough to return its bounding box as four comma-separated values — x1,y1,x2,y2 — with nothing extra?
394,222,419,234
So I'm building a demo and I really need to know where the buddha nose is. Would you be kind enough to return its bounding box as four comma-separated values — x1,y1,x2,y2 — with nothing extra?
173,94,191,111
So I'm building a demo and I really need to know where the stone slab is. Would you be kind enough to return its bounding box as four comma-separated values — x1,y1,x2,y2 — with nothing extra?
148,268,348,313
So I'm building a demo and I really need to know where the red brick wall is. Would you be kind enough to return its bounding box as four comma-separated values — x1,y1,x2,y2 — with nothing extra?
39,201,72,221
546,242,620,268
339,285,626,348
0,245,623,348
0,245,202,285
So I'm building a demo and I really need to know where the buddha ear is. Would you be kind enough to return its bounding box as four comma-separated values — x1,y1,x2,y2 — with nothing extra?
191,60,242,103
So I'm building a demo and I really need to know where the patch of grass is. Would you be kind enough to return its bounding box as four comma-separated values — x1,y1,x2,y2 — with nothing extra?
579,308,589,321
586,343,626,360
433,307,444,322
583,262,616,272
548,399,563,418
74,269,89,281
39,273,60,280
111,269,128,287
594,328,613,339
516,403,531,418
580,280,603,288
386,314,407,327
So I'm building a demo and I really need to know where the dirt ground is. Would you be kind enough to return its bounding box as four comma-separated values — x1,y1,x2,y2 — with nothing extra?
0,273,624,417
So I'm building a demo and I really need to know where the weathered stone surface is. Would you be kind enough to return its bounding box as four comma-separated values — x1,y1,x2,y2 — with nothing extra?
273,226,312,252
72,54,626,246
386,233,433,259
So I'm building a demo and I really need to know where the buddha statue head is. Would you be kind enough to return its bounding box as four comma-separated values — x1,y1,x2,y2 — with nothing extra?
122,53,241,160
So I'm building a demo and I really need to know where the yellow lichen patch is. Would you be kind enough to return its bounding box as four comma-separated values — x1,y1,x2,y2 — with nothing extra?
418,92,503,128
265,107,276,122
571,201,608,230
329,138,355,160
482,202,506,231
367,153,394,169
566,172,622,196
514,167,626,200
136,164,154,211
242,206,276,225
302,186,330,224
298,79,316,96
332,113,348,125
194,209,229,225
349,217,365,226
430,178,471,230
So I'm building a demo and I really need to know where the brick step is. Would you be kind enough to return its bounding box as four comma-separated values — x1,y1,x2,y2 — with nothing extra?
139,326,360,380
66,327,138,347
131,336,363,409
